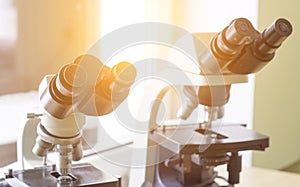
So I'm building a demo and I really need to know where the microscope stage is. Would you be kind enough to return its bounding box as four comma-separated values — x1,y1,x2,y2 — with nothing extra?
11,163,119,187
149,123,269,155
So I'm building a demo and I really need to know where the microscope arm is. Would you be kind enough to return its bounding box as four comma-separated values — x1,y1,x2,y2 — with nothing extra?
17,117,42,170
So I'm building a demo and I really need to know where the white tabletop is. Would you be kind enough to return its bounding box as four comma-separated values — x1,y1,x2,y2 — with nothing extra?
237,167,300,187
215,165,300,187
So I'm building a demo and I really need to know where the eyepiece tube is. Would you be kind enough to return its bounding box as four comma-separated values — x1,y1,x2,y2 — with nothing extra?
76,60,137,116
225,18,256,46
112,62,137,93
255,18,292,55
93,62,136,116
210,18,257,69
40,63,87,119
228,18,293,74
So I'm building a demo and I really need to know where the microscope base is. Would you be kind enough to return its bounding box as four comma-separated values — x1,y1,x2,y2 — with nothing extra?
148,123,269,186
9,163,119,187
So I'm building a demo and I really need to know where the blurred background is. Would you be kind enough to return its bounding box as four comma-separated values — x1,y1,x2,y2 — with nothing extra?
0,0,299,176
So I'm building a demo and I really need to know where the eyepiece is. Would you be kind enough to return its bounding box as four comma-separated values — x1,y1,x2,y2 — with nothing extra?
228,18,293,74
264,18,292,47
113,61,137,86
255,18,292,55
254,18,292,56
40,63,87,119
225,18,255,46
56,64,87,96
79,61,136,116
97,62,137,99
210,18,257,69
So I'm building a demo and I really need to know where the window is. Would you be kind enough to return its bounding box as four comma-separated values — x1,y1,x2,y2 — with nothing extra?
0,0,18,94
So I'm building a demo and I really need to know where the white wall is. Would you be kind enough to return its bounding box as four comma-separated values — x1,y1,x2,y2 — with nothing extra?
253,0,300,170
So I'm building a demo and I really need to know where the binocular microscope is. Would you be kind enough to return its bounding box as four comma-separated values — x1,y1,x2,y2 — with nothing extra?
0,17,293,187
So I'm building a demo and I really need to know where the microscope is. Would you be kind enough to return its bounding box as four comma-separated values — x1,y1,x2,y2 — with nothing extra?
144,18,293,186
1,55,136,186
0,17,292,187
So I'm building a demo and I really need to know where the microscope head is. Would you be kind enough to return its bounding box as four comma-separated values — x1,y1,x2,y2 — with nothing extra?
39,54,137,119
180,18,292,122
33,55,136,177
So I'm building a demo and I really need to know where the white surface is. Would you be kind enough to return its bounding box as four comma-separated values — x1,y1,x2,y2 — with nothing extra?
0,91,40,144
216,165,300,187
